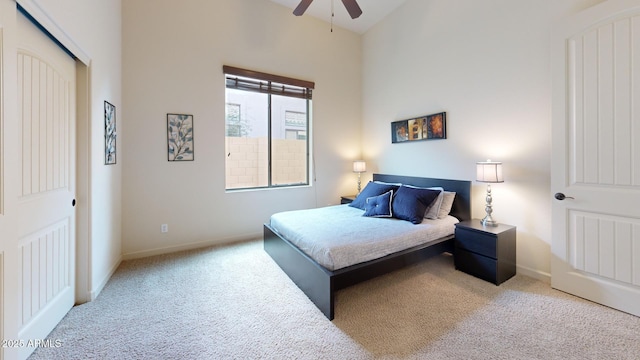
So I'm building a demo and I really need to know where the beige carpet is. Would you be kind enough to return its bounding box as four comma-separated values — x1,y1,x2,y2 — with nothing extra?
30,240,640,359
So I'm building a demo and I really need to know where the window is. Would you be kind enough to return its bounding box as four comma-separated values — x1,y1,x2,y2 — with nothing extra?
223,66,314,190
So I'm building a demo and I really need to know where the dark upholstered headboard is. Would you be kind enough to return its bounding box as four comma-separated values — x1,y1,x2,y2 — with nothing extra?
372,173,471,222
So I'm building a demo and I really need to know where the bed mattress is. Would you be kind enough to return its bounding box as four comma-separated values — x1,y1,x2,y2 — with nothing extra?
269,204,458,271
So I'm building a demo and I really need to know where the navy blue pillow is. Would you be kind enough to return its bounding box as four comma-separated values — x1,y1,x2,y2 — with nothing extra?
392,186,441,224
349,181,399,210
363,190,394,217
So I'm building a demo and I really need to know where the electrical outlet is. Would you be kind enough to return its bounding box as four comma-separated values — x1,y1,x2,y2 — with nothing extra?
161,224,168,233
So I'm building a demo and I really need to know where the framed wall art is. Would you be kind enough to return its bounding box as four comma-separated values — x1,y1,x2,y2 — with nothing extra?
391,112,446,144
167,113,194,161
104,101,117,165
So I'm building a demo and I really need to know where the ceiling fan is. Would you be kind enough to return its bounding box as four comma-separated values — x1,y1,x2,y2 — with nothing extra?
293,0,363,19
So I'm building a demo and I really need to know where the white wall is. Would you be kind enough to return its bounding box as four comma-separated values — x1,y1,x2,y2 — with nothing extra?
121,0,362,258
362,0,605,281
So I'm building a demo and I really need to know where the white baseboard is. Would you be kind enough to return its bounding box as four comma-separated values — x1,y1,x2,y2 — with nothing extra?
121,233,262,261
80,234,262,302
517,264,551,284
89,256,122,301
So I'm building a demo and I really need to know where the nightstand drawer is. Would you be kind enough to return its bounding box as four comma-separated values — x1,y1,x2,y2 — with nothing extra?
455,248,498,284
455,227,497,258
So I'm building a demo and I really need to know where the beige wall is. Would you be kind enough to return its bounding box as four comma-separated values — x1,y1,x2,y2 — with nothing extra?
362,0,605,282
121,0,362,258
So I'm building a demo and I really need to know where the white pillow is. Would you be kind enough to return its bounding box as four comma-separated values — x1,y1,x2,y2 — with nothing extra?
421,187,444,219
373,180,403,186
437,191,456,219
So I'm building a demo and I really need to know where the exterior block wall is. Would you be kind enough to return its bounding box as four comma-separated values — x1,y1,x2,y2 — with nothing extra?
225,137,307,189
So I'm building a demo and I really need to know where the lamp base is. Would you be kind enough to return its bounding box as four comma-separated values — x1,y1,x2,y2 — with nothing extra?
480,215,498,227
481,184,498,227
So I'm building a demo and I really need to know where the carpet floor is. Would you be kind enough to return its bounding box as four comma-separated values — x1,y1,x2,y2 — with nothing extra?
30,240,640,359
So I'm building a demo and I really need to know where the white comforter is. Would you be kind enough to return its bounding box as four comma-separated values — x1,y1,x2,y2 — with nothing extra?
269,205,458,271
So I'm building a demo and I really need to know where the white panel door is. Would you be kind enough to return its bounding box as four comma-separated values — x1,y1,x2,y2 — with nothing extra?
16,12,76,358
552,0,640,317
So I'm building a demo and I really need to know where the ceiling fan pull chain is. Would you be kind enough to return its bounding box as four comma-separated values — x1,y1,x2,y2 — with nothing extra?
331,0,334,32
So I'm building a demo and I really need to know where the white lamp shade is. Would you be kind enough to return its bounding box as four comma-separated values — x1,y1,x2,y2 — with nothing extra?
353,160,366,173
476,161,504,183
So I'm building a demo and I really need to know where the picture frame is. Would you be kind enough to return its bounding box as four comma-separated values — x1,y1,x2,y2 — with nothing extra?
104,101,117,165
391,112,446,143
167,113,194,161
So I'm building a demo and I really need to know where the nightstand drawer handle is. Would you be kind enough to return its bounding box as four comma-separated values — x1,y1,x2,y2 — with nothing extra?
554,193,574,201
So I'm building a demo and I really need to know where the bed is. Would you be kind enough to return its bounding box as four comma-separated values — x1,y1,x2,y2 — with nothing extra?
263,174,471,320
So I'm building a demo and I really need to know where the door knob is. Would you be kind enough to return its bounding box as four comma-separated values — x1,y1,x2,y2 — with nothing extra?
72,199,76,207
554,193,574,200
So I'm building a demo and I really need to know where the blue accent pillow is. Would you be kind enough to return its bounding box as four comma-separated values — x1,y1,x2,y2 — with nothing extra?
392,186,441,224
363,190,394,217
349,181,400,210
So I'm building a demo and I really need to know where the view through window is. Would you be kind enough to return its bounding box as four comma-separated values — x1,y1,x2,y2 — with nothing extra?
224,66,314,190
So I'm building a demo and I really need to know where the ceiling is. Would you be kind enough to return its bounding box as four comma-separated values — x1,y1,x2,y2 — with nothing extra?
269,0,407,34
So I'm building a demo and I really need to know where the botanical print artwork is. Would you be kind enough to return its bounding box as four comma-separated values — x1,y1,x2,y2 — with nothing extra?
167,114,194,161
104,101,116,165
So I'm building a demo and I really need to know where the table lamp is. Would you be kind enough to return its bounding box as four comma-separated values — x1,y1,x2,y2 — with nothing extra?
476,160,504,227
353,160,366,194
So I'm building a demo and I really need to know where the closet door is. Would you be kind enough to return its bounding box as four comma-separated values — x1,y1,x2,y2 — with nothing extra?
16,11,76,358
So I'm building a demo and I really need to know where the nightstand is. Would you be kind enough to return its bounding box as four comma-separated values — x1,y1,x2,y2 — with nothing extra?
340,195,356,204
454,220,516,285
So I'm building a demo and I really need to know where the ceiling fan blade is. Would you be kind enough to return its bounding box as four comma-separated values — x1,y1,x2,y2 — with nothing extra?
293,0,314,16
341,0,362,19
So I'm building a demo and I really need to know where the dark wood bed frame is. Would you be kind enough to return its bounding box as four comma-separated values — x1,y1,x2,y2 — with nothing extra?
263,174,471,320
